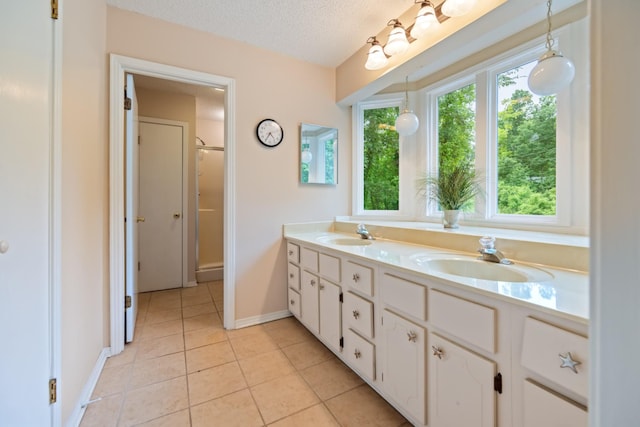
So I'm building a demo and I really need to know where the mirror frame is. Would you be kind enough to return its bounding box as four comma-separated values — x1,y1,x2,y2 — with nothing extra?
300,122,338,185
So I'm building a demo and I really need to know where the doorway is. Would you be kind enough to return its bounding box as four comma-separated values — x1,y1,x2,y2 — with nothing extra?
109,54,237,356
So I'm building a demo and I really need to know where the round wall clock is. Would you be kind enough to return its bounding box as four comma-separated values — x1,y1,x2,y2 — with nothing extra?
256,118,284,147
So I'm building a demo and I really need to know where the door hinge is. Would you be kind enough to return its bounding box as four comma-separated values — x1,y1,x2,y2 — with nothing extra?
51,0,59,19
49,378,57,404
138,261,141,271
339,337,344,348
124,88,132,110
494,372,502,394
125,295,132,309
339,292,343,303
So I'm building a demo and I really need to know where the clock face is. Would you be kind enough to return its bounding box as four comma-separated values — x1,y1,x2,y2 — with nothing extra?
256,119,284,147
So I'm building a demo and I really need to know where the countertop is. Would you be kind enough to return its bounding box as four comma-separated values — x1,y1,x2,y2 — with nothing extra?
284,228,589,324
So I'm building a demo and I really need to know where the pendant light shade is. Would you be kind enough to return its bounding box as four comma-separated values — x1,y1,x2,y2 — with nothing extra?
384,19,410,56
395,110,420,136
528,51,575,95
441,0,477,18
528,0,575,95
301,149,313,164
365,37,388,70
395,76,419,137
410,1,439,39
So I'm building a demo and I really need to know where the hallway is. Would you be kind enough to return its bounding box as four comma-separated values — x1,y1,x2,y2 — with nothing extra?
80,282,410,426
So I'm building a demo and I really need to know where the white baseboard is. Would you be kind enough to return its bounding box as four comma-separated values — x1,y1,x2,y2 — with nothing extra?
196,267,224,282
184,280,198,288
65,347,111,427
234,309,292,329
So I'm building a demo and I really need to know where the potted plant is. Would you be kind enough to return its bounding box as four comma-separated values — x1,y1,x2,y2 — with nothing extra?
418,161,482,228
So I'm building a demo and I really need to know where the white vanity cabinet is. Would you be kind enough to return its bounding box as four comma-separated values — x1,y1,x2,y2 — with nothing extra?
300,269,320,334
319,278,342,353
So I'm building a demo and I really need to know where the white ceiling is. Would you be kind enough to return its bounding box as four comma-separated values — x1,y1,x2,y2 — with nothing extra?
107,0,419,68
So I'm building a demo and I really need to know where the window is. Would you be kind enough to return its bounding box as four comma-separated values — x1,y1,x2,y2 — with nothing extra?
354,19,588,233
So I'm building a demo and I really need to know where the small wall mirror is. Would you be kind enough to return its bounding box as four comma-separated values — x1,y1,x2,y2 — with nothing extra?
300,123,338,185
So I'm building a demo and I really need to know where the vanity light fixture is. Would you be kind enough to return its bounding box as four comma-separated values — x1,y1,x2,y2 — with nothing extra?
410,1,440,39
395,76,420,137
527,0,575,96
364,0,476,71
365,36,389,70
441,0,477,18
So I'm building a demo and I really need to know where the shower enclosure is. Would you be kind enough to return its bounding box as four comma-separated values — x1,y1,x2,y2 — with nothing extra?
195,141,224,282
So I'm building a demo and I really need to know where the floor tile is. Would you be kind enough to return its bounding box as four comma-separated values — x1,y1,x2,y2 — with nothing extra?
186,341,235,373
267,404,340,427
300,357,364,400
325,385,406,427
182,301,216,319
182,293,212,308
250,373,320,424
264,317,315,348
184,326,227,350
181,285,211,298
230,329,279,360
190,389,263,427
104,344,137,369
144,308,182,325
183,312,220,333
225,324,265,339
118,377,188,427
79,393,123,427
281,338,334,370
136,333,184,360
91,364,132,399
138,319,183,341
187,361,247,406
129,352,186,390
135,409,190,427
238,349,296,386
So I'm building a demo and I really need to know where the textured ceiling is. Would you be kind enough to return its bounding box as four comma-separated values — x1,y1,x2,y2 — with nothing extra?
107,0,418,67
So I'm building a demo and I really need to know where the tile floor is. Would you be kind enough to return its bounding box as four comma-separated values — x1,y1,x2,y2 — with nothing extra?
80,281,410,427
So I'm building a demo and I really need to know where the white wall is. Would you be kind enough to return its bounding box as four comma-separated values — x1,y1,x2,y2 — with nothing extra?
590,0,640,424
107,6,351,321
60,0,108,422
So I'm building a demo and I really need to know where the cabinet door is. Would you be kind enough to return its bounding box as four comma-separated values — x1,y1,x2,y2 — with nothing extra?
319,279,342,353
429,332,496,427
382,310,426,425
523,380,587,427
300,270,319,334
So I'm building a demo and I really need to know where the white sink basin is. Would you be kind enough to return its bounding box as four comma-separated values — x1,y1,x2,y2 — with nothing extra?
416,257,554,283
317,236,373,246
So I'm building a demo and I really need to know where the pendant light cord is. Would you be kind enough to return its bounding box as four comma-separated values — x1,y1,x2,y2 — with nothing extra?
544,0,555,51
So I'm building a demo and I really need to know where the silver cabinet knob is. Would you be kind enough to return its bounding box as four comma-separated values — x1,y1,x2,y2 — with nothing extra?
407,331,418,342
352,310,360,319
354,349,361,359
559,352,581,374
173,212,181,219
319,284,325,290
352,273,360,282
310,279,316,286
432,345,444,359
289,273,294,278
290,299,295,305
288,250,294,255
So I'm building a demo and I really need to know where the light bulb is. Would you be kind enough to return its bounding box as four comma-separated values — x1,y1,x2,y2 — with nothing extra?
441,0,477,18
410,3,439,39
528,50,575,95
395,110,419,136
365,44,388,70
301,149,313,164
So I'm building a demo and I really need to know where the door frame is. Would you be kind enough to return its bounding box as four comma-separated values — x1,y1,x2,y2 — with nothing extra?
138,116,190,290
109,54,237,355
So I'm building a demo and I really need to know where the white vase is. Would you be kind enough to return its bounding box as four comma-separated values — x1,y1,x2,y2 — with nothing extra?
443,210,461,229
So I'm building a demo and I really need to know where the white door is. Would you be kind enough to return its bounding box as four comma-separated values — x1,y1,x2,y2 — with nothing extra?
138,120,184,292
0,2,54,424
124,74,139,342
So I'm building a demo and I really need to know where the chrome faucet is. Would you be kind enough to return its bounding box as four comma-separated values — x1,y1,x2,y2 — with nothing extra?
356,223,375,240
477,236,512,264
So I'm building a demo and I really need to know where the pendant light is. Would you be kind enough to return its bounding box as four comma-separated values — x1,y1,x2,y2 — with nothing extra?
384,19,410,57
395,77,419,137
528,0,575,96
410,1,439,39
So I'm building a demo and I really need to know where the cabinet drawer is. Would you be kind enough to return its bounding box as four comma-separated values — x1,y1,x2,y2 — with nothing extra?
300,247,319,272
523,380,587,427
429,289,496,353
343,261,374,296
319,253,341,283
288,288,300,318
287,242,299,263
344,329,375,382
287,263,300,290
343,291,374,339
381,273,427,320
521,317,588,399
